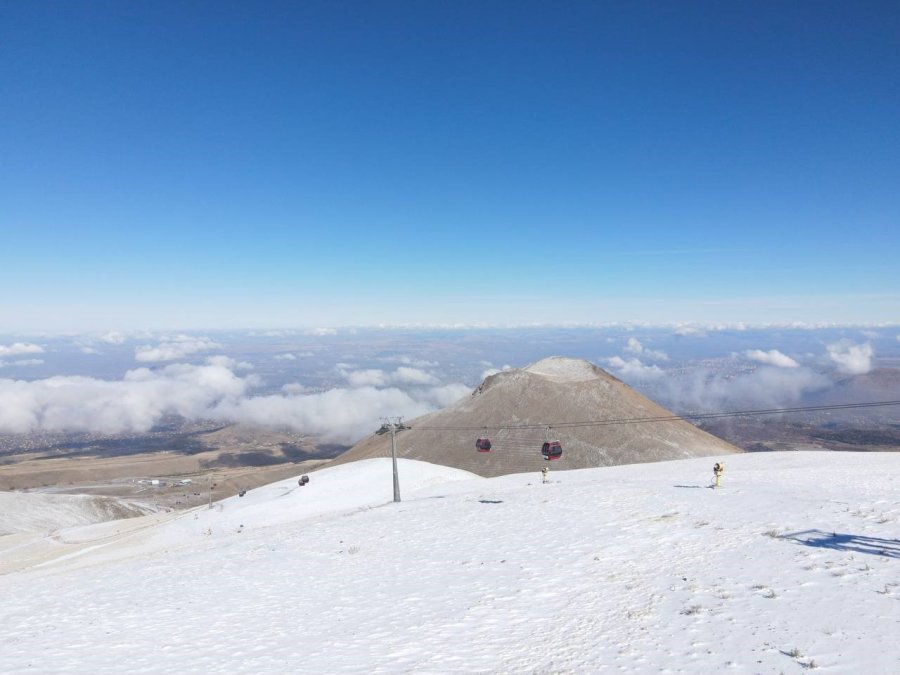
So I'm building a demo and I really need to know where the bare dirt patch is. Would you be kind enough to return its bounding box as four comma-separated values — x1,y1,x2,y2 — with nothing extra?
0,423,345,509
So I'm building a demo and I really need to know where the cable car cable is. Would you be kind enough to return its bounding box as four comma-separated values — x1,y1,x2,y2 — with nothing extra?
412,399,900,433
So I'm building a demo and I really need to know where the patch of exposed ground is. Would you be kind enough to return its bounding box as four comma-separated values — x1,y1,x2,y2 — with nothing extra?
0,423,347,509
699,417,900,454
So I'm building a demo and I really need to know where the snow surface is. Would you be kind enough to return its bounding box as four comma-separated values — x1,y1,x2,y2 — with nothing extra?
2,452,899,673
0,491,155,536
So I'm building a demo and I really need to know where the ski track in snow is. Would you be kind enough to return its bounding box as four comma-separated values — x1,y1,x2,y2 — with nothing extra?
1,452,899,674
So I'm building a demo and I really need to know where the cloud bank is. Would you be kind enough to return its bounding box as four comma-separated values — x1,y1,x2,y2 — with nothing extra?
673,325,707,337
605,356,664,379
744,349,799,368
377,355,440,368
827,340,874,375
614,338,880,414
99,331,127,344
338,365,441,388
0,359,45,369
0,358,471,443
663,366,831,412
0,359,249,435
624,337,668,361
134,335,223,362
0,343,44,356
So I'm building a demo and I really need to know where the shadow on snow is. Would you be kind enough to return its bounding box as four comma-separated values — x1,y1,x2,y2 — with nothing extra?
781,529,900,558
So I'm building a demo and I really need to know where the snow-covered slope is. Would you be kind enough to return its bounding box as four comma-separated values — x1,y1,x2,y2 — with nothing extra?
2,452,899,673
0,459,479,575
0,491,155,536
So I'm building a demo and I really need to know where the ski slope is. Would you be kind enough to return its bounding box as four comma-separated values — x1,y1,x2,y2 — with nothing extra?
1,452,899,673
0,491,155,536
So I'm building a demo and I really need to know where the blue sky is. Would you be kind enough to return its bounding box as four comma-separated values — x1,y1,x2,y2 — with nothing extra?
1,1,898,331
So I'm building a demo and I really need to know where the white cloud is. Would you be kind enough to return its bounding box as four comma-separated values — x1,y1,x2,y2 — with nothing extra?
663,366,831,412
344,369,391,388
673,325,707,337
339,365,442,388
415,383,471,408
213,386,433,443
378,355,440,368
0,343,44,356
272,352,315,361
0,357,470,443
624,337,668,361
0,359,44,369
624,337,643,354
134,335,223,362
744,349,799,369
406,356,438,366
605,356,664,379
206,355,254,371
393,367,440,386
827,340,874,375
481,365,512,379
80,346,102,355
0,359,250,435
98,331,126,344
305,327,338,336
239,382,470,442
249,330,298,337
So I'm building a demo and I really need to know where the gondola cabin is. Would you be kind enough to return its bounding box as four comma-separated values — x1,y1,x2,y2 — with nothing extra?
541,440,562,460
475,438,492,453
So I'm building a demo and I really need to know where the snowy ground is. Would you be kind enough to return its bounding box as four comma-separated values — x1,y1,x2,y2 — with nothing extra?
2,452,899,674
0,491,156,536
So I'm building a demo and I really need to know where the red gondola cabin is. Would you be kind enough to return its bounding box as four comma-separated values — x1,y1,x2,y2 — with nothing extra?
541,441,562,460
476,438,492,453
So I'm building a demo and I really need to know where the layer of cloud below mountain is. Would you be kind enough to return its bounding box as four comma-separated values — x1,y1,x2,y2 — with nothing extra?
0,358,470,443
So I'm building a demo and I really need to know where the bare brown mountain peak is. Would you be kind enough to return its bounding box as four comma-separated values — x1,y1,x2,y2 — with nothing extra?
330,356,741,477
474,357,621,397
523,356,614,382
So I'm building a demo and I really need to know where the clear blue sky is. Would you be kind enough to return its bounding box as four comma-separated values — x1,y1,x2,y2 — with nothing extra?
1,1,898,330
